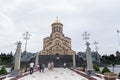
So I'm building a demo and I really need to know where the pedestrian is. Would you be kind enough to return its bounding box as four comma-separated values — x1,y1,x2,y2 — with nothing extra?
64,62,66,68
37,65,40,71
48,62,51,70
51,61,54,70
39,63,41,72
30,62,34,74
41,63,45,73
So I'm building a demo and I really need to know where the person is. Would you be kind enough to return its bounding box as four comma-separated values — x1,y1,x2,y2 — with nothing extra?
39,63,41,72
30,62,34,74
37,65,40,71
51,61,54,70
41,63,45,73
48,62,51,70
64,62,66,68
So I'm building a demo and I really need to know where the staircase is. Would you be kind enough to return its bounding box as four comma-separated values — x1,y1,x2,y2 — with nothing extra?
28,55,85,67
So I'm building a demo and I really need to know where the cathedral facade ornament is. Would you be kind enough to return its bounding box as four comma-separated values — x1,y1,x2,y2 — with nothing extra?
40,19,75,55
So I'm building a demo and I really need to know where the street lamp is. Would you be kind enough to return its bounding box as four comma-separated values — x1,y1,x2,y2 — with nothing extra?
82,32,90,42
117,30,120,51
93,41,99,52
23,32,31,52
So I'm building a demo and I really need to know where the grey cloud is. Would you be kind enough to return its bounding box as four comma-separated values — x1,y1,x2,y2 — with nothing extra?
0,0,120,55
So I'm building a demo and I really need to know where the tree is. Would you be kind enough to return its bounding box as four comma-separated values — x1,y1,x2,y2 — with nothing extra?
109,54,116,73
101,54,120,66
102,66,111,74
0,53,13,65
10,51,13,56
0,66,7,75
93,64,100,72
101,55,110,66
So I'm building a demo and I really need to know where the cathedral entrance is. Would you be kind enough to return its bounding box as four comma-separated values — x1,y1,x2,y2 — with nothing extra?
56,53,60,60
56,53,59,55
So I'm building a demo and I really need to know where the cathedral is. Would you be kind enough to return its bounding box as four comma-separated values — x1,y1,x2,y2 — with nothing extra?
40,19,75,55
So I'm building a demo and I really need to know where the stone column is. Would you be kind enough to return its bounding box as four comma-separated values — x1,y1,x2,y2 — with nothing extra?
11,41,22,77
14,41,22,70
35,52,39,68
86,42,95,75
73,52,76,68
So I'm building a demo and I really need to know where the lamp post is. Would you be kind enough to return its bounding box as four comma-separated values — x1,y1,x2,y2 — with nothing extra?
93,41,99,52
82,32,90,43
117,30,120,51
23,32,31,52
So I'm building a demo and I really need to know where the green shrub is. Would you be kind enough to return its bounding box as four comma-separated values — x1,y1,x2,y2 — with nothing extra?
82,64,86,72
93,64,100,72
0,66,7,75
11,66,14,71
25,64,29,72
102,66,111,74
82,64,86,68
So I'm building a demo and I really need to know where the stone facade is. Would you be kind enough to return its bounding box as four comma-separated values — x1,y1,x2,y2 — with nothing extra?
40,19,75,55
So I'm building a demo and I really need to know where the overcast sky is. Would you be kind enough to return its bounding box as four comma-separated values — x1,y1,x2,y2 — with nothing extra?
0,0,120,55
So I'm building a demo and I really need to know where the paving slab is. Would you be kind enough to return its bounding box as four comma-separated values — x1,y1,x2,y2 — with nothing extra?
18,68,88,80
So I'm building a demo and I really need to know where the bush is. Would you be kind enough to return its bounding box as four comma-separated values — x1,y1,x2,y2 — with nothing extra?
11,66,14,71
93,64,100,72
82,64,86,72
25,64,29,72
102,66,111,74
0,66,7,75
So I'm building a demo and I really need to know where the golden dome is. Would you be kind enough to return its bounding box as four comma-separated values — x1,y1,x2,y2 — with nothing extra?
51,18,63,26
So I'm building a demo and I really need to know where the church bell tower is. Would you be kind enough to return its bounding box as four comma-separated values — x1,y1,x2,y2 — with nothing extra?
40,18,75,55
51,18,63,34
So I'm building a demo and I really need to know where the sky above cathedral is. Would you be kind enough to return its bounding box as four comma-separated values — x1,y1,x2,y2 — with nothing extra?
0,0,120,55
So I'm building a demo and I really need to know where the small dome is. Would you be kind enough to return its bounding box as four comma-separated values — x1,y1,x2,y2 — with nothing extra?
51,19,63,26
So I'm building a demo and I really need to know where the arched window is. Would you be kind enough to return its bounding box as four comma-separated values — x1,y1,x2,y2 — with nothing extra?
52,26,56,32
56,26,58,31
55,40,61,45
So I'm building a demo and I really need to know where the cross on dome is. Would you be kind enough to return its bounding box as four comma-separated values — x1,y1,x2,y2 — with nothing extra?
51,17,63,26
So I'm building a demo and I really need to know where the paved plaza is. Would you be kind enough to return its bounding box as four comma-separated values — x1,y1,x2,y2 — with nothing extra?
18,68,88,80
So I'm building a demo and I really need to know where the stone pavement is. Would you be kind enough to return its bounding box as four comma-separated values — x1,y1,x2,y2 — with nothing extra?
18,68,88,80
